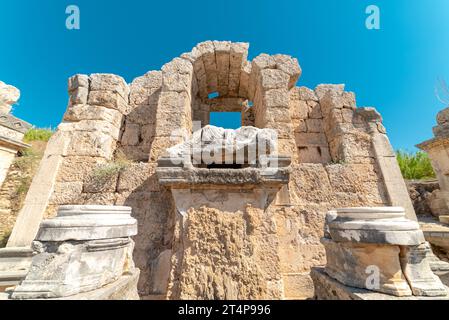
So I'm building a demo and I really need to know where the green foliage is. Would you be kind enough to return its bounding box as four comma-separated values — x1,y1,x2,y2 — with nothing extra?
91,150,132,181
24,128,54,143
396,150,436,180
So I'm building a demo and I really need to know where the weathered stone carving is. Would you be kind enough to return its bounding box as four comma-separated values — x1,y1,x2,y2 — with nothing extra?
9,205,139,300
313,207,448,299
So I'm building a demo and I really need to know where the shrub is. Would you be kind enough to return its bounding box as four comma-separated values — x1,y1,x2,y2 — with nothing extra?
91,150,132,181
396,150,436,180
24,128,54,143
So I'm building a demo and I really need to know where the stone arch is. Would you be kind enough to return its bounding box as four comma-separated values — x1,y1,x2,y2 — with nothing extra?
150,41,302,161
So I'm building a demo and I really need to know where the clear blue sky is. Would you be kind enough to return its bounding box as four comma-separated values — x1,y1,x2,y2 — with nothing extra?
1,0,449,151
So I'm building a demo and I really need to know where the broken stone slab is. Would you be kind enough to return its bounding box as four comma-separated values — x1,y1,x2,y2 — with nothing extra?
0,247,34,291
0,81,20,113
400,243,448,296
165,125,279,166
10,205,138,300
311,267,449,300
321,237,413,297
328,207,425,245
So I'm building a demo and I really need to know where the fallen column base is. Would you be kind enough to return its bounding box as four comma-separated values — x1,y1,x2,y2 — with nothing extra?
0,247,34,291
311,268,449,300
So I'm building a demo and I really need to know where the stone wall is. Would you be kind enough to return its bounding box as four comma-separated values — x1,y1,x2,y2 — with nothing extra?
6,41,416,299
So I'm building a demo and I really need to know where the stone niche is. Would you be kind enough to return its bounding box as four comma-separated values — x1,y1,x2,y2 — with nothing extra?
2,41,418,299
5,205,139,300
156,125,292,299
311,207,449,300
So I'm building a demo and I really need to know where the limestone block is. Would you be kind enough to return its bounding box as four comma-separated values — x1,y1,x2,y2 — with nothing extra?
298,86,318,101
295,132,328,147
322,238,413,296
82,167,119,193
293,119,307,133
65,131,116,159
88,90,130,115
69,87,88,105
290,100,309,119
264,107,292,123
306,119,324,133
298,146,331,164
400,243,448,296
63,104,123,128
263,88,289,108
341,108,355,123
273,54,302,89
228,42,249,96
89,74,129,100
238,61,251,98
121,122,141,146
162,58,193,93
196,41,218,93
117,162,154,192
129,71,162,106
213,41,231,96
252,53,277,72
50,181,83,205
315,84,345,101
341,91,356,109
56,156,107,183
308,101,322,119
68,74,89,91
328,131,373,163
126,103,157,126
59,119,121,140
249,54,276,99
356,107,382,122
260,69,290,90
11,206,137,299
328,207,425,245
261,120,294,140
325,164,380,197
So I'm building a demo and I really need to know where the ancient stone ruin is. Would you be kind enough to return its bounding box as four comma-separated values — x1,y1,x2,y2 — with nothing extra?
312,207,448,300
0,82,31,188
418,107,449,224
1,41,446,300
